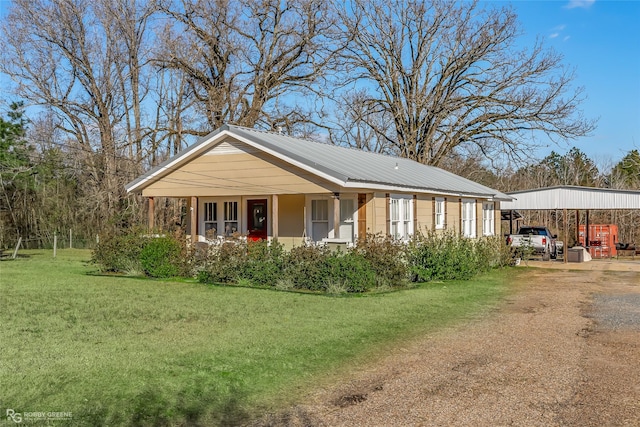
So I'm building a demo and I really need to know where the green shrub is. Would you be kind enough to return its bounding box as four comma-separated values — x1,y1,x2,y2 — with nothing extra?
197,240,248,284
352,234,409,287
324,251,376,293
139,236,183,278
93,230,189,278
408,230,482,281
239,239,286,286
283,244,331,291
92,229,147,274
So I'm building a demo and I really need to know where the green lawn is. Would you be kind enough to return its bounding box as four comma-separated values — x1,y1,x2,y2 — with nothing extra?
0,249,510,426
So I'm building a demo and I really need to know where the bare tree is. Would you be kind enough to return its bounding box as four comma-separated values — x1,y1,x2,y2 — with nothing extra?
155,0,338,134
334,0,596,166
0,0,158,218
328,90,396,155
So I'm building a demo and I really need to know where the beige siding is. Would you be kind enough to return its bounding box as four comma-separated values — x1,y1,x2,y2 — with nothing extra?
277,194,305,247
415,194,433,235
370,192,388,235
447,198,461,234
142,139,337,197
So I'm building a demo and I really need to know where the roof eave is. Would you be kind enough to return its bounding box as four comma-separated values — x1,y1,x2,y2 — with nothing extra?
125,127,232,193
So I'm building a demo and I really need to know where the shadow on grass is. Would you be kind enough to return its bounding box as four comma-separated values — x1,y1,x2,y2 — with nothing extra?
76,384,251,427
0,253,34,260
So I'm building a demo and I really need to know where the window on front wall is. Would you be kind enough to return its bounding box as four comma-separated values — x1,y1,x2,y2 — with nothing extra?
435,198,445,229
223,201,238,236
203,202,217,239
462,199,476,238
483,202,495,236
311,199,329,241
389,195,413,239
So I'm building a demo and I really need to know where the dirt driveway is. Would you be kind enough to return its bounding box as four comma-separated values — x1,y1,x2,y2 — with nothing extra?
255,261,640,426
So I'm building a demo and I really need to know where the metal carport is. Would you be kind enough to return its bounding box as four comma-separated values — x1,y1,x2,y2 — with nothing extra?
500,186,640,263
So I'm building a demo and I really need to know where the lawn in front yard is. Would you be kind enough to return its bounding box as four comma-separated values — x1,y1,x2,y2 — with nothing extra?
0,249,509,426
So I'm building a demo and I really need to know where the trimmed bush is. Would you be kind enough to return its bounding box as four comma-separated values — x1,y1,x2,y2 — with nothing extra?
93,230,189,278
196,240,248,284
283,244,331,291
139,236,182,278
352,234,409,287
92,229,147,274
240,239,286,286
324,251,377,293
408,231,479,281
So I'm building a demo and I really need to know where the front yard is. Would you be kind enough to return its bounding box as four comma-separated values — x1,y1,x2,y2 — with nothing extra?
0,250,508,426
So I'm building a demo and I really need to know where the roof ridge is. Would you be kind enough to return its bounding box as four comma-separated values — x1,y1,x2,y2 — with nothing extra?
225,123,441,167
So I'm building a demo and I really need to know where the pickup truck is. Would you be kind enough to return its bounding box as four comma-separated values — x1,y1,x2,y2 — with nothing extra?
506,226,558,260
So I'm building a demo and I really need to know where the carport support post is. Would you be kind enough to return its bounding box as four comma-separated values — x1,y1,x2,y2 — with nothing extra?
575,210,580,245
564,209,568,264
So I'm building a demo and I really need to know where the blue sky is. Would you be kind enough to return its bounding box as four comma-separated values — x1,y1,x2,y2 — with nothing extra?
491,0,640,167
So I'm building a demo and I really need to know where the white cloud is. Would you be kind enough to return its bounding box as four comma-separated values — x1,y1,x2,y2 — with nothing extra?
550,33,560,39
565,0,595,9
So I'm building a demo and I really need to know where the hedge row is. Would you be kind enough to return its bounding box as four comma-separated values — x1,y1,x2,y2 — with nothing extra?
93,231,514,292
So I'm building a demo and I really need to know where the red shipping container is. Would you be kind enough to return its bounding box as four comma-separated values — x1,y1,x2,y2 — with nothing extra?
578,224,619,258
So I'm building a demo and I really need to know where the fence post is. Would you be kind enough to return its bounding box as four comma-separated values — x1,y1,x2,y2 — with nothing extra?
53,233,57,258
69,229,73,249
12,237,22,259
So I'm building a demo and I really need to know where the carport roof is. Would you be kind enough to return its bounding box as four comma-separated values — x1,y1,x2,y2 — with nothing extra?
501,185,640,210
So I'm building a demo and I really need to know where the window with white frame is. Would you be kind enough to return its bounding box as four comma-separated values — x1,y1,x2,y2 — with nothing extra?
435,197,445,229
311,199,329,241
203,202,217,239
389,195,413,239
223,201,238,236
390,198,400,238
462,199,476,238
402,198,411,236
339,198,355,241
482,202,495,236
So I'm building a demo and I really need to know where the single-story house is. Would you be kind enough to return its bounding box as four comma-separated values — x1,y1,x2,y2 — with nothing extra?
125,124,511,247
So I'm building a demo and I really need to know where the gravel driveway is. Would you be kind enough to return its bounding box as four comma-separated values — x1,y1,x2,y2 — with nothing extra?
252,262,640,426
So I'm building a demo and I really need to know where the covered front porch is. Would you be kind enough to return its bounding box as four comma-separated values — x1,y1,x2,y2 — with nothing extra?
145,193,370,248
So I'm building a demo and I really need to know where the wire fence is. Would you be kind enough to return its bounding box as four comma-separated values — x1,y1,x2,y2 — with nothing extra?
2,231,100,251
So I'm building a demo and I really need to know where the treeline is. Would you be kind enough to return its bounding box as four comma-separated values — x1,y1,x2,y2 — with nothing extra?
2,100,638,249
0,0,634,248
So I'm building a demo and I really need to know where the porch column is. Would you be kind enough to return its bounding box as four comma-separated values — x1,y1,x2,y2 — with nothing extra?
385,193,390,236
413,195,418,235
272,194,279,239
333,193,340,238
148,197,155,230
190,196,198,244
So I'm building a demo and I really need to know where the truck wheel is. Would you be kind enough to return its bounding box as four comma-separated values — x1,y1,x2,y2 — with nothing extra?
542,250,551,261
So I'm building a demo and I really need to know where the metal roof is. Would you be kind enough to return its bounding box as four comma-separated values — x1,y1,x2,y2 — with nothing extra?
126,124,511,200
501,186,640,210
